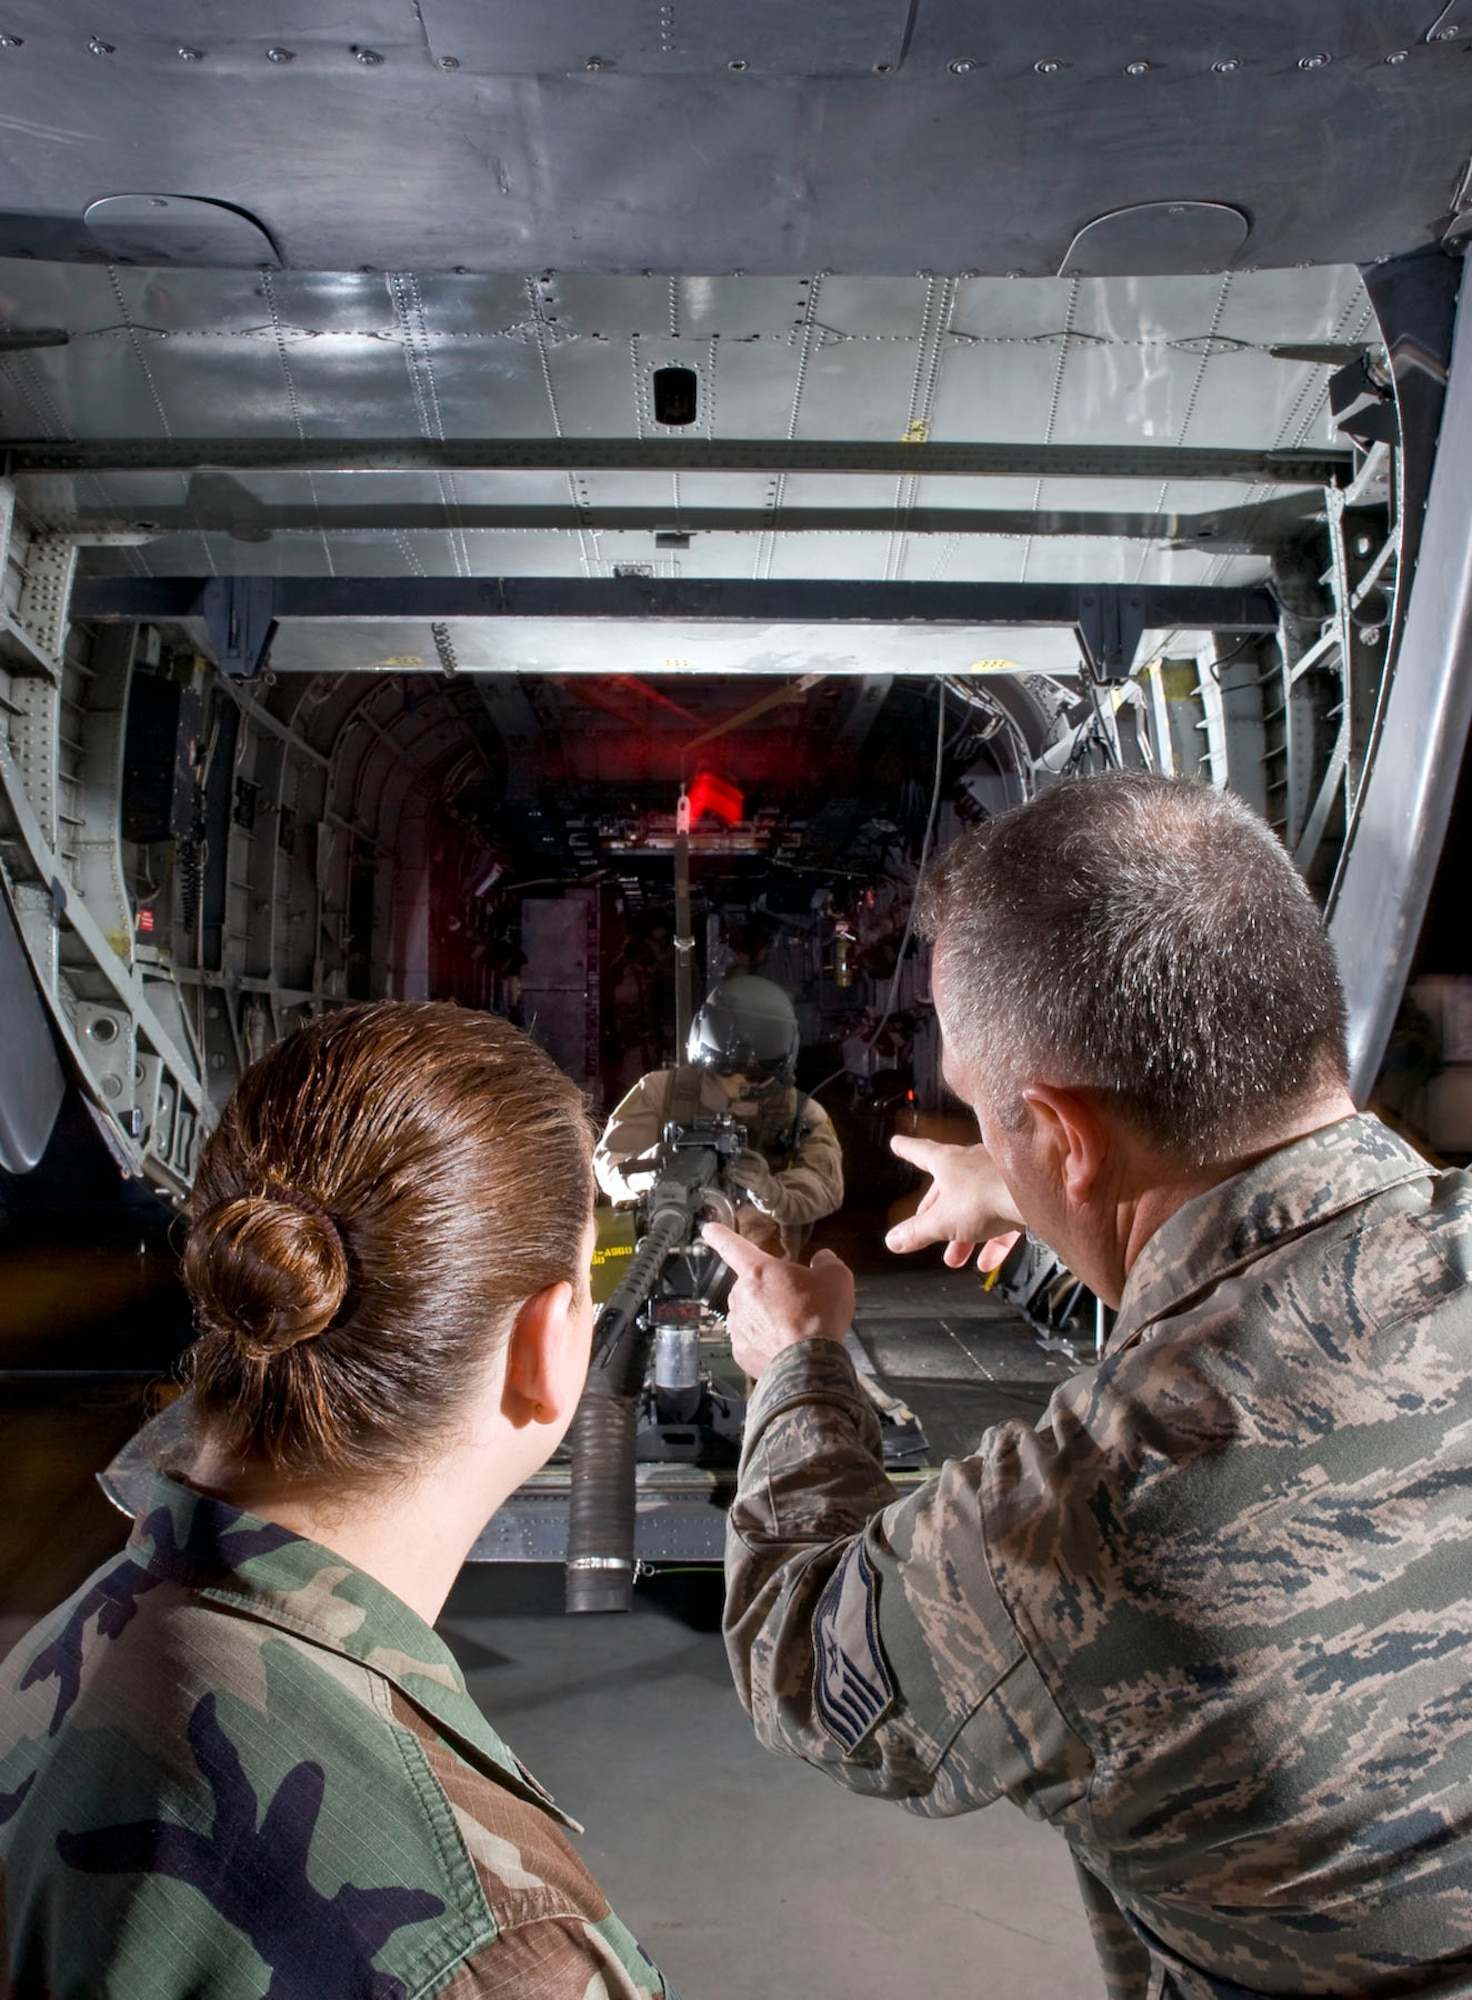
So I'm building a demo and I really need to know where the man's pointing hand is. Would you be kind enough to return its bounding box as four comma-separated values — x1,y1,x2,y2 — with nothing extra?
885,1132,1025,1271
702,1222,855,1380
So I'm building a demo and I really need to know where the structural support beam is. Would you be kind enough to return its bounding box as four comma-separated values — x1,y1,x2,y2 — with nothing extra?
7,438,1352,485
200,575,278,682
1357,247,1463,669
1076,588,1146,683
1330,254,1470,1100
46,489,1329,554
72,576,1279,650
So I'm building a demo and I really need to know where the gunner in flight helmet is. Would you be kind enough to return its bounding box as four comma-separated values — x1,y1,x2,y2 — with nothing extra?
595,971,842,1259
687,974,800,1088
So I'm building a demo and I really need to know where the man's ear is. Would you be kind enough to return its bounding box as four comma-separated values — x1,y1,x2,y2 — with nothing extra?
501,1278,589,1431
1020,1085,1111,1205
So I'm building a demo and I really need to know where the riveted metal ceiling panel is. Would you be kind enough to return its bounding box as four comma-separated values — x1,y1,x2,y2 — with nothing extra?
0,4,1463,273
59,0,415,46
667,276,819,340
5,256,1365,685
1,257,1357,472
419,0,912,75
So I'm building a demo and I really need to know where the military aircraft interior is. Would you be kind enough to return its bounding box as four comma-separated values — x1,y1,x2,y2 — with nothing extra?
2,4,1472,1990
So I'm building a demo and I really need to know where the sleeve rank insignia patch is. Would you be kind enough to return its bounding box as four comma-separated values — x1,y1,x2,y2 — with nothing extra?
812,1543,896,1751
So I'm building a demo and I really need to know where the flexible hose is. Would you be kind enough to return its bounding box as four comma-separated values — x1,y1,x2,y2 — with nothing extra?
565,1202,690,1613
564,1369,642,1614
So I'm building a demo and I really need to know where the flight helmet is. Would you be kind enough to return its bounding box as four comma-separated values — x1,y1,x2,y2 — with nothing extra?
688,974,799,1084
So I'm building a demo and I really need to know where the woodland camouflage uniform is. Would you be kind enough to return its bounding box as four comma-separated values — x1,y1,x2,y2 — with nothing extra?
725,1113,1472,1998
0,1476,671,2000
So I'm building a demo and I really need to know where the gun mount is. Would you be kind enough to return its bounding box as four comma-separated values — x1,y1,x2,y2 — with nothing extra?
565,1116,745,1614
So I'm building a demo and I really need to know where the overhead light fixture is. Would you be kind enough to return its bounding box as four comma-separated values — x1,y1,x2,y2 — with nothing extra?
687,769,744,828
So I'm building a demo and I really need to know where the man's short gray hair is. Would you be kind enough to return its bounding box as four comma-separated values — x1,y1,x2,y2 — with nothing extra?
918,772,1349,1165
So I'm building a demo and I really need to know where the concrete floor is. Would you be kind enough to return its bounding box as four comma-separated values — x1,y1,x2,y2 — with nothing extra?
440,1266,1098,1998
442,1567,1098,1999
0,1228,1101,1998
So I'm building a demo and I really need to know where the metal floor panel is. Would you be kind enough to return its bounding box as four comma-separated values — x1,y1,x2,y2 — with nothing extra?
855,1313,1067,1375
840,1264,1037,1318
853,1287,1081,1464
859,1377,1069,1466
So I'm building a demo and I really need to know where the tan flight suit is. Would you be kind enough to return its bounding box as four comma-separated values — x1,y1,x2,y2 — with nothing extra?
594,1066,844,1258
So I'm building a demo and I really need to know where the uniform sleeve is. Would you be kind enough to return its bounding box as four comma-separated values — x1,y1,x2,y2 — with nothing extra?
594,1075,667,1205
440,1915,671,1998
768,1101,845,1228
389,1690,674,2000
723,1341,1093,1822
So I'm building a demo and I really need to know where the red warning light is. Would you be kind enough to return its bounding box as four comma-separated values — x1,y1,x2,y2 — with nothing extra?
686,768,744,827
137,908,155,935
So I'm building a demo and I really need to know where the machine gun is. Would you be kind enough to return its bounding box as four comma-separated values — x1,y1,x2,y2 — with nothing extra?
565,1115,745,1613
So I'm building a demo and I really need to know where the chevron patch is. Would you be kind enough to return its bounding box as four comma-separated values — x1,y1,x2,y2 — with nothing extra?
812,1544,895,1751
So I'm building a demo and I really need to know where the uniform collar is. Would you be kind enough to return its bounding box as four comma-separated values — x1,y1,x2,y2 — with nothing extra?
1110,1113,1433,1357
128,1473,576,1828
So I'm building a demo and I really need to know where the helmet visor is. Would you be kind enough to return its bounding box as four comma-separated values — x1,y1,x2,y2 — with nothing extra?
706,1054,787,1082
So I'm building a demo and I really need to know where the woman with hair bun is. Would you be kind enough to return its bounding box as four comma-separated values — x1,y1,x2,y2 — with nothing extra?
0,1001,674,2000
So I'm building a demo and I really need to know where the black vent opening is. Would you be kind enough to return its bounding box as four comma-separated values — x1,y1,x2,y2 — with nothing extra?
652,365,699,427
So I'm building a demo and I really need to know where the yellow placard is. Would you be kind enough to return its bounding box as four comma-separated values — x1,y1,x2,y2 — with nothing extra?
590,1207,639,1304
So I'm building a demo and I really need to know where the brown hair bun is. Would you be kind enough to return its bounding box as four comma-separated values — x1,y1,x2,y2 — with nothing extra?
184,1192,349,1363
182,1001,593,1485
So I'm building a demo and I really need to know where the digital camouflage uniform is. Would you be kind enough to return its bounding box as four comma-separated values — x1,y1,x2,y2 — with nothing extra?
595,1066,844,1259
0,1475,671,2000
725,1114,1472,1998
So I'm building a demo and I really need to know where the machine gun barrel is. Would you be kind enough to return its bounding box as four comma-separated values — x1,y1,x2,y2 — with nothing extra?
566,1116,741,1614
590,1200,691,1384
